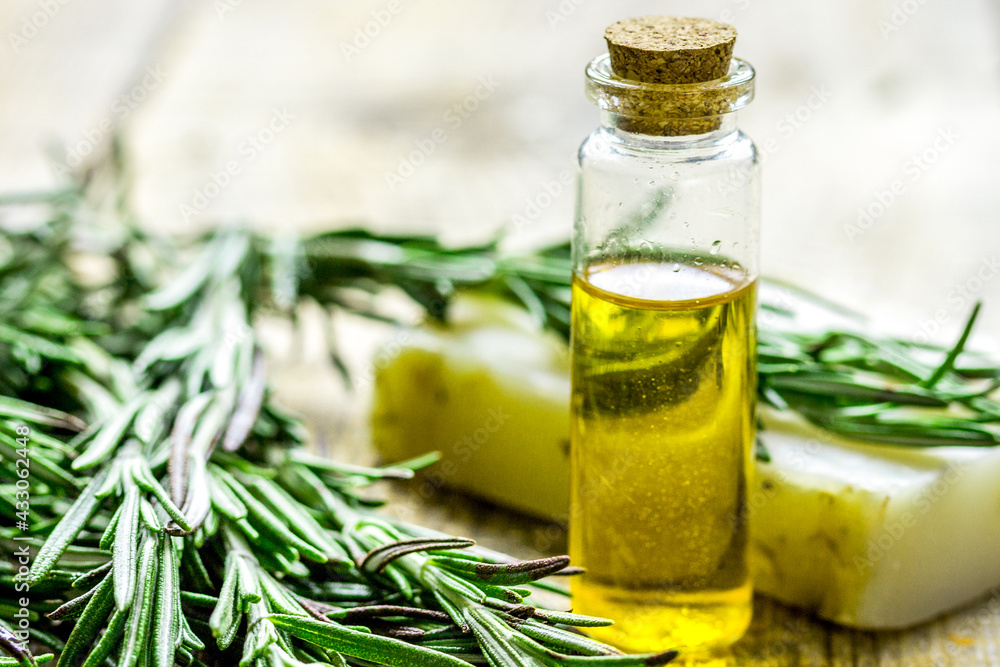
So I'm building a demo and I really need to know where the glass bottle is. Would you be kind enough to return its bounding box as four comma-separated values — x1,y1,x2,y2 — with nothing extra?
569,18,760,654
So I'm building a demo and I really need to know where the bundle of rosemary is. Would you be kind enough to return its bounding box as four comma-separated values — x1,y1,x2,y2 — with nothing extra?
0,180,678,666
2,157,997,665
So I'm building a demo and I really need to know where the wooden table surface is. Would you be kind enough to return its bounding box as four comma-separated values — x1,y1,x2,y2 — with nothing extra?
2,0,1000,664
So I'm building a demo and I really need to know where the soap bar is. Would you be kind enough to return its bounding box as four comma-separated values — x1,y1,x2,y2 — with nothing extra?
372,297,572,519
370,295,1000,629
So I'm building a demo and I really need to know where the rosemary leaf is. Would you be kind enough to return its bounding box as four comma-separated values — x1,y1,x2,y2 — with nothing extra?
28,468,108,586
268,614,472,667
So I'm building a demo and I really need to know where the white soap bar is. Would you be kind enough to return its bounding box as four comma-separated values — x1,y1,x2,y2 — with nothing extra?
372,297,572,519
754,408,1000,628
370,295,1000,629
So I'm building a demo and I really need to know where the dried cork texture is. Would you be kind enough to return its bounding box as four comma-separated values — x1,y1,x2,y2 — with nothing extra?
605,16,737,85
603,16,738,135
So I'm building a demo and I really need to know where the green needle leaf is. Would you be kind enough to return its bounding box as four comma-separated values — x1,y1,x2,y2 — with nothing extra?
208,553,243,650
73,396,144,470
118,532,159,667
56,573,114,667
923,301,982,389
113,486,141,611
268,614,473,667
80,608,128,667
0,395,85,431
29,468,109,585
46,586,98,622
433,555,571,586
360,537,477,574
151,536,179,667
464,606,538,667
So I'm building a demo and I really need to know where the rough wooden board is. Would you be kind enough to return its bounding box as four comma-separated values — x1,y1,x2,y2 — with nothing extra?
3,0,1000,664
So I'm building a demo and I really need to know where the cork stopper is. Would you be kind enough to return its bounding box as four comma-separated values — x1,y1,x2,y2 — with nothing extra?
601,16,739,135
605,17,737,85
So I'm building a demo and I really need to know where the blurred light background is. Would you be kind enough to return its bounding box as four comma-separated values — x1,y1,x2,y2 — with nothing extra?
1,0,999,345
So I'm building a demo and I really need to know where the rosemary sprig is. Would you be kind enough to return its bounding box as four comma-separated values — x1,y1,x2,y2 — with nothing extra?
281,230,572,339
283,233,999,452
0,186,676,667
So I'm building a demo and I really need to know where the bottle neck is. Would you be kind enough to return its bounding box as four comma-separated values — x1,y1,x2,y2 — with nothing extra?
600,111,739,147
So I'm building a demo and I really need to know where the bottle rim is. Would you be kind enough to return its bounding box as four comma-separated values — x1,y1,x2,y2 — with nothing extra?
585,53,755,120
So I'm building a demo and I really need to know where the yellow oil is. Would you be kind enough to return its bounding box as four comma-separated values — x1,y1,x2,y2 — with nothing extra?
569,259,756,654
